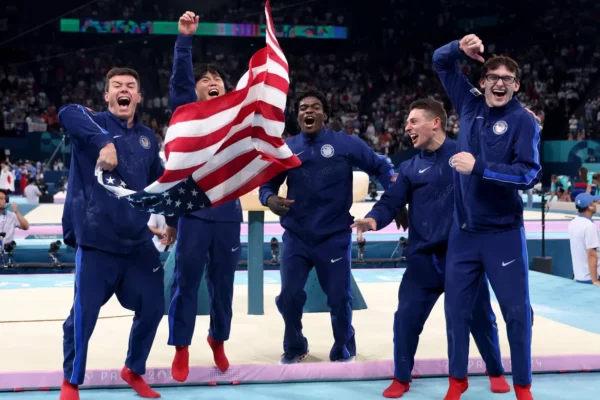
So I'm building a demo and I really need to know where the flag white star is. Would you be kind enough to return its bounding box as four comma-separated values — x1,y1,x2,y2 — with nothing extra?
165,198,173,205
187,201,193,209
191,189,198,197
148,208,156,213
178,187,186,194
119,181,127,187
200,204,206,209
106,177,115,184
175,200,182,207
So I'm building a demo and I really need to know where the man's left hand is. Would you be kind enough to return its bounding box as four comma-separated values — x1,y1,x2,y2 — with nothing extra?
451,152,476,175
593,281,600,287
11,203,18,213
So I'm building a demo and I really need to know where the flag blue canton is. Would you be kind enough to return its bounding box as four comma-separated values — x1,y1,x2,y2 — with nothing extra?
101,170,212,217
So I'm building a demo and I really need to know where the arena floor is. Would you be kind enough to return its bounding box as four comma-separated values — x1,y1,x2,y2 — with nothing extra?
0,269,599,399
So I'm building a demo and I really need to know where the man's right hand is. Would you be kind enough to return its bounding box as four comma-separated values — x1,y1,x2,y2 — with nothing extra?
179,11,199,35
593,280,600,287
97,143,118,171
459,34,485,63
266,195,294,216
351,218,377,242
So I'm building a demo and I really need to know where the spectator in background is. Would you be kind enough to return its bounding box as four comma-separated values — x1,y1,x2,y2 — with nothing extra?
0,190,30,244
568,193,600,286
0,162,15,193
147,213,174,252
23,178,42,204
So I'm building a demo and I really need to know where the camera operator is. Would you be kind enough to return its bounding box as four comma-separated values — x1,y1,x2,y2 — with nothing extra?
23,177,42,205
0,189,30,244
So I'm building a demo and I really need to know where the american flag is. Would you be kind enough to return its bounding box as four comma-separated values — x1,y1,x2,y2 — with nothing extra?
98,0,301,217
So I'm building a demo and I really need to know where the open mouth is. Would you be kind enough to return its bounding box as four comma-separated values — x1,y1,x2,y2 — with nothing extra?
304,116,316,129
409,133,418,145
117,96,131,111
208,88,220,97
492,88,507,101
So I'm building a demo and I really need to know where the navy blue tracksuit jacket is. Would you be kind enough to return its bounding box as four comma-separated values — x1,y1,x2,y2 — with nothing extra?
58,105,167,385
364,138,503,382
166,33,241,347
433,39,540,386
259,128,394,362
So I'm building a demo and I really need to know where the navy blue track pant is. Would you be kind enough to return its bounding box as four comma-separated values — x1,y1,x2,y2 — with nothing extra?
445,224,533,386
167,216,241,346
393,251,503,382
277,230,355,361
62,242,164,385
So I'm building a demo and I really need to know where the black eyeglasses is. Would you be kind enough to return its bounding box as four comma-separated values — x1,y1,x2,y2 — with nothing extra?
485,74,517,84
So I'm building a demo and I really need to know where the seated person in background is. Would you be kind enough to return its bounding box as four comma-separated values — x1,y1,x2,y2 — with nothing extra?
0,190,30,244
23,178,42,205
548,174,571,203
573,167,591,193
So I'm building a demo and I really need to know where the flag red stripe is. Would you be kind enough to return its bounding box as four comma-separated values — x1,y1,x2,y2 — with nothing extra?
195,150,260,193
209,156,301,207
264,73,289,94
158,163,205,183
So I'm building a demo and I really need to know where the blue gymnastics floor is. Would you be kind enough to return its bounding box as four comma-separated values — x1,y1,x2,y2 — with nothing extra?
0,373,598,399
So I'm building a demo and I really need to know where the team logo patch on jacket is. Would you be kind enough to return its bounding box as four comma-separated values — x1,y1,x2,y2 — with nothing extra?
321,144,334,158
140,135,151,149
493,120,508,135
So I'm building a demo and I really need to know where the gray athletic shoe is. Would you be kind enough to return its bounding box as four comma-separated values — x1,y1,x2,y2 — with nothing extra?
279,351,309,365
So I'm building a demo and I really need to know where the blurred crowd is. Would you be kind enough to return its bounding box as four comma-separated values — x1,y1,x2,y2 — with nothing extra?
1,0,599,160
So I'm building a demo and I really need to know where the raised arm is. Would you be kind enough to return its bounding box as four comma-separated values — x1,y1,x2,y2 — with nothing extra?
170,12,200,112
433,34,484,114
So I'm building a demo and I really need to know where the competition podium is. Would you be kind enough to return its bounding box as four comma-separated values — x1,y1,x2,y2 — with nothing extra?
164,171,370,316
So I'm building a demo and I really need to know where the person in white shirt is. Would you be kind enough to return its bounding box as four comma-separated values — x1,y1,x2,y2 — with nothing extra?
0,190,30,244
568,193,600,286
148,213,174,252
23,178,42,204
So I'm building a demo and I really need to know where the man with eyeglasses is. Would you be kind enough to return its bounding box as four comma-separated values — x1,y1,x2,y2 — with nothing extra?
433,34,541,400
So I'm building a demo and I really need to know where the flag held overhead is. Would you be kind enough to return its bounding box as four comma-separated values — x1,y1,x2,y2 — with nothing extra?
98,0,300,217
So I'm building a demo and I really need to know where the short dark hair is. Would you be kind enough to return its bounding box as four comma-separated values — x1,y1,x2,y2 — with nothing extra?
409,98,448,129
105,67,141,92
194,63,227,84
481,55,521,82
295,89,330,117
576,205,589,213
0,189,8,203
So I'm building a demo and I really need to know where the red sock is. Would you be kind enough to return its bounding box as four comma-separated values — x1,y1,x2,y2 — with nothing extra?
444,377,468,400
171,346,189,382
514,384,534,400
59,379,79,400
207,335,229,372
488,374,510,393
382,379,410,398
120,366,161,398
